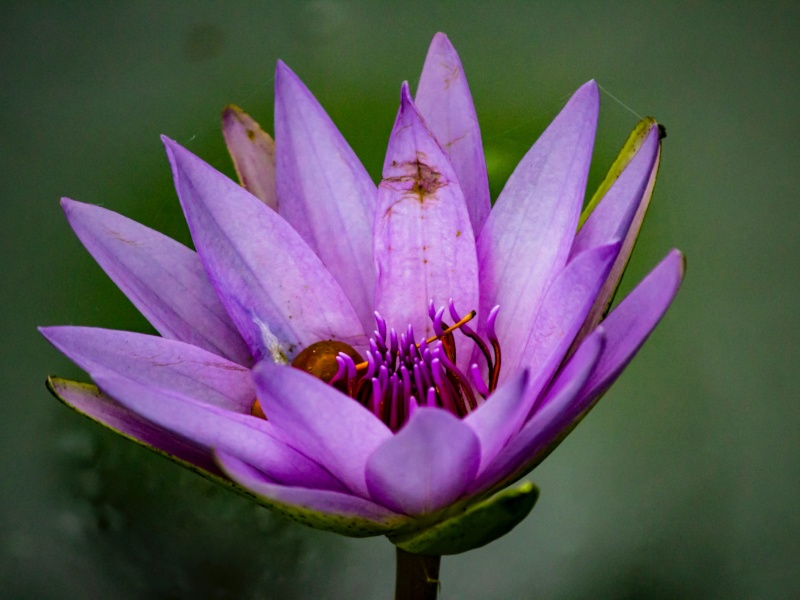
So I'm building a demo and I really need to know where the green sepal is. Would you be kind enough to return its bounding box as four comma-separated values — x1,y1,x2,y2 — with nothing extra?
46,376,405,538
387,481,539,555
578,117,659,229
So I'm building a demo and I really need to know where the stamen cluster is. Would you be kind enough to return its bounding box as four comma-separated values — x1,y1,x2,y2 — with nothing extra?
331,302,502,431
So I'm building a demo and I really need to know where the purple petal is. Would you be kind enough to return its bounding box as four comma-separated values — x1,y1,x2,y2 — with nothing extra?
470,330,605,492
365,407,480,515
517,241,621,387
579,249,685,401
463,371,530,473
275,62,376,331
162,137,365,362
476,81,599,372
252,361,392,499
93,372,344,491
48,376,220,476
221,105,278,210
39,326,254,413
374,83,479,353
61,199,251,366
216,451,407,536
415,33,490,234
570,122,662,344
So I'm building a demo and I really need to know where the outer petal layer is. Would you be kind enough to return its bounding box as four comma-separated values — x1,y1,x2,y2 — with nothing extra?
163,137,365,362
571,120,662,345
517,241,620,390
275,62,377,331
93,372,343,491
464,371,531,473
216,451,408,537
222,105,278,210
61,199,250,366
374,83,479,349
252,361,392,499
471,330,605,492
365,408,480,515
416,32,490,234
477,81,599,374
47,377,220,476
579,249,685,401
39,326,254,413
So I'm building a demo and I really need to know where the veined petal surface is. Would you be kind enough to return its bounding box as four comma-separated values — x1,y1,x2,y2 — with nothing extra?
217,451,408,537
477,81,599,373
579,249,685,402
163,137,365,362
517,241,620,391
39,326,254,413
253,361,392,499
61,199,250,366
222,105,278,210
416,32,490,234
374,83,479,351
365,408,480,515
463,371,530,473
48,377,221,476
471,330,605,492
93,372,343,491
275,62,376,330
571,121,662,344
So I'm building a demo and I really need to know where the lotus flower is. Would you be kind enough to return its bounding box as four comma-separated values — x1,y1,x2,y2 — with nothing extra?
41,33,683,555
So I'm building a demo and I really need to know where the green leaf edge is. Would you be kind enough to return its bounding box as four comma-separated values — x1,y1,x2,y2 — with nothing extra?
578,116,658,229
46,376,403,538
387,480,539,555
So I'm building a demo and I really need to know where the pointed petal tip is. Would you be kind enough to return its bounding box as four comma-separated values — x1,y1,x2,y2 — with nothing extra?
274,59,297,86
430,31,454,50
400,80,412,103
221,104,244,120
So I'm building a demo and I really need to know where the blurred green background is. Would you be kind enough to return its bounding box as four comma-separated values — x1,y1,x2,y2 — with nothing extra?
3,1,798,598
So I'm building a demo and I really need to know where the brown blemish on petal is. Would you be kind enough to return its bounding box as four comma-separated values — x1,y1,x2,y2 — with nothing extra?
440,61,460,90
381,157,447,206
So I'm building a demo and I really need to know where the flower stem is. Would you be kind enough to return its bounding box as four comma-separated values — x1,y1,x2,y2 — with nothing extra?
394,547,441,600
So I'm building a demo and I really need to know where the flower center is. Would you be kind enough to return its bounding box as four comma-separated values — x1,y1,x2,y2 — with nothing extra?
251,302,502,431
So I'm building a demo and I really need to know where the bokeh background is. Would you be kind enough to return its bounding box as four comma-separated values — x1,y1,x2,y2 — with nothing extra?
3,1,798,598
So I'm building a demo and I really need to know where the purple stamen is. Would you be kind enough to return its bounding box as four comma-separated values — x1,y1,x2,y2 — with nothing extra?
337,304,502,431
470,363,490,398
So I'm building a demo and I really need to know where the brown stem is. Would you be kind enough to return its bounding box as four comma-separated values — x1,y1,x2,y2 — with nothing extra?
394,548,441,600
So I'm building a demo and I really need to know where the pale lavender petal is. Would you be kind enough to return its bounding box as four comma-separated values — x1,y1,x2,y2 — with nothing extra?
48,376,220,476
374,83,479,356
470,330,605,492
517,241,620,388
61,199,251,366
463,371,530,473
476,81,599,373
275,62,376,331
365,407,480,515
216,451,408,536
93,372,344,491
39,326,254,413
163,137,366,362
579,249,685,401
570,123,661,343
415,33,490,234
222,105,277,210
252,361,392,499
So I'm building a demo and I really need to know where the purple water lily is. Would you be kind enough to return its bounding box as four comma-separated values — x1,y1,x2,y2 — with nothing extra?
41,33,683,552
